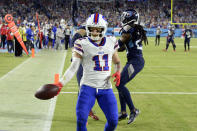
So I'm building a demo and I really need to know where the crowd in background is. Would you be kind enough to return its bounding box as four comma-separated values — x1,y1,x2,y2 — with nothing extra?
0,0,197,28
0,0,196,54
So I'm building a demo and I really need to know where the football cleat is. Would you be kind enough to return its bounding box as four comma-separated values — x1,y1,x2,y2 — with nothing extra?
118,112,128,121
128,108,140,124
89,110,99,120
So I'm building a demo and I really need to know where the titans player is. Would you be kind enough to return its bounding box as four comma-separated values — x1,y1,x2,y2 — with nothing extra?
116,9,147,124
71,26,99,120
163,25,176,51
58,13,121,131
184,26,193,51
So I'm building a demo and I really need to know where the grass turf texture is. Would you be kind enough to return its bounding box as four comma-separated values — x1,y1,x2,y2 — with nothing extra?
0,37,197,131
51,37,197,131
0,53,28,77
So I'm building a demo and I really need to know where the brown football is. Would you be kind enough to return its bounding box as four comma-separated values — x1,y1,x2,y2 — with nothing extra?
35,84,59,100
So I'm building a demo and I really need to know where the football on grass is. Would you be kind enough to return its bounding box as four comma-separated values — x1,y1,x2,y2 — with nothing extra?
35,84,59,100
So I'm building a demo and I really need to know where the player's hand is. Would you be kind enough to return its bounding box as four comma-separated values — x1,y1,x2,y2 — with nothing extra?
55,82,63,96
112,71,121,86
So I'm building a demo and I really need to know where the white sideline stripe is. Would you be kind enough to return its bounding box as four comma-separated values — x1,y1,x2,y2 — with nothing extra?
141,74,197,78
146,66,183,68
60,91,197,95
0,58,31,81
43,51,67,131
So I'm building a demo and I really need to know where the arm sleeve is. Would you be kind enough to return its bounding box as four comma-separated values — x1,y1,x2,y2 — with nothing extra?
60,57,81,86
73,39,84,56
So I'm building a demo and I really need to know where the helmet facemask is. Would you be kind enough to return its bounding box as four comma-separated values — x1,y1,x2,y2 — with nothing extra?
86,26,105,41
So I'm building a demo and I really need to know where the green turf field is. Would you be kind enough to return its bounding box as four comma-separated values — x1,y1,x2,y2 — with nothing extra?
0,37,197,131
51,37,197,131
0,53,28,77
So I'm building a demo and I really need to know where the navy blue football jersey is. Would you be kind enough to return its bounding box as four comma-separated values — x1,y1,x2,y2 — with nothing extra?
120,25,143,60
184,29,192,39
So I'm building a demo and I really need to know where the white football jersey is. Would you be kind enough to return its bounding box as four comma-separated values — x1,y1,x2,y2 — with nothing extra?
74,36,119,89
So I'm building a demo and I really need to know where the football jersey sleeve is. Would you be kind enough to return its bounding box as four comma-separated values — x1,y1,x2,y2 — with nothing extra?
74,39,84,56
109,36,119,51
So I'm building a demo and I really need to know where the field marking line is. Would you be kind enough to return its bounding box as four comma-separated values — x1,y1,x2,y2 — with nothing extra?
60,91,197,95
43,51,67,131
141,74,197,78
0,58,32,81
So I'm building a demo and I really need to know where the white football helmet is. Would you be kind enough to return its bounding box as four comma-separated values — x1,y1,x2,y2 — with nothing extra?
86,13,108,41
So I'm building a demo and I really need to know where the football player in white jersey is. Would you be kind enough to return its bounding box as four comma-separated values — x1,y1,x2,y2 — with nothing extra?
56,13,121,131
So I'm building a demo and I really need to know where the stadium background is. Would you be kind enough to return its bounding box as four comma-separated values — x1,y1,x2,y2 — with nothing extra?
0,0,197,131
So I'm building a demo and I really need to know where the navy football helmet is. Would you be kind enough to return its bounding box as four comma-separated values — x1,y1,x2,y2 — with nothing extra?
121,9,139,26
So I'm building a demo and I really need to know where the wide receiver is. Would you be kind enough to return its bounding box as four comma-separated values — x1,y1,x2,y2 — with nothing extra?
56,13,121,131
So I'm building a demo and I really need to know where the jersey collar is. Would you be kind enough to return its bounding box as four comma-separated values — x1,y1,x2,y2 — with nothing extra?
88,37,106,47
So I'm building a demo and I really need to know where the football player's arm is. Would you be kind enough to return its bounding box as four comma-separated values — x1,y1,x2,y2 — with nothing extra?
118,33,130,52
112,51,121,86
60,52,82,86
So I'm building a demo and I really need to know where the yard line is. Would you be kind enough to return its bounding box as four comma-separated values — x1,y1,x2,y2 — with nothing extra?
145,66,184,68
141,74,197,78
60,91,197,95
43,51,67,131
191,46,197,48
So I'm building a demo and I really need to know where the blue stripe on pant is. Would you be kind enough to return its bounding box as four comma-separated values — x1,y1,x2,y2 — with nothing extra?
76,85,118,131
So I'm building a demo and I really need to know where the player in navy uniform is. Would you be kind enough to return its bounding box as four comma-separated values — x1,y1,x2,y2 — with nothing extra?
184,26,193,52
116,9,147,124
163,25,176,51
71,26,99,120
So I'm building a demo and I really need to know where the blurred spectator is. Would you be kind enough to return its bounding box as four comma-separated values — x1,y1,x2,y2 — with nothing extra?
6,28,14,53
0,22,7,49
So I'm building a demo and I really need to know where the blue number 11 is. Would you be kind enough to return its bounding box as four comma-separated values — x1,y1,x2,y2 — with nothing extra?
92,54,109,71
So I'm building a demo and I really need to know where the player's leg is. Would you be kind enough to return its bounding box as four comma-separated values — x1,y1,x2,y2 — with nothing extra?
188,39,190,51
76,85,96,131
116,59,144,124
172,39,176,51
164,38,169,51
158,35,160,46
97,89,118,131
116,63,135,120
118,91,127,120
76,65,99,120
184,39,187,51
155,36,157,46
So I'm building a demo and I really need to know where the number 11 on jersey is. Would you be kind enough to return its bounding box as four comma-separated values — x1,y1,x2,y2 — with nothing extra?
92,54,109,71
